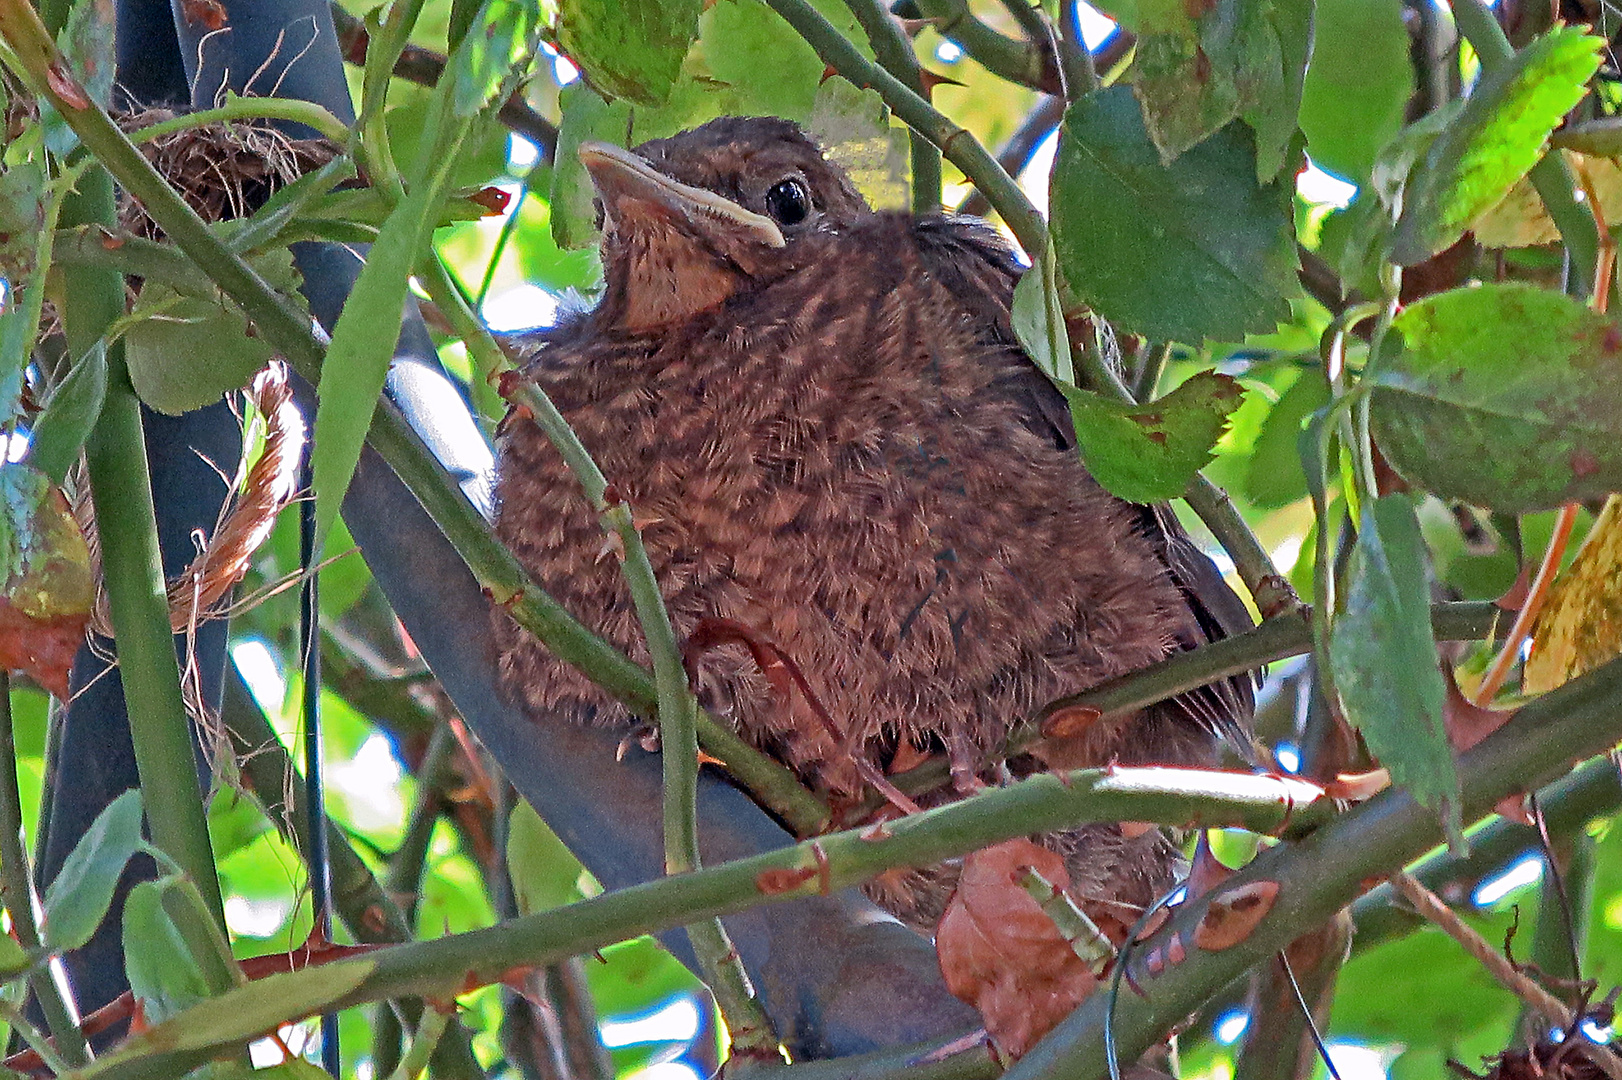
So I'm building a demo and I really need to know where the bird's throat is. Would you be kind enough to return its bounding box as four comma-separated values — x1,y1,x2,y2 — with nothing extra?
607,224,752,333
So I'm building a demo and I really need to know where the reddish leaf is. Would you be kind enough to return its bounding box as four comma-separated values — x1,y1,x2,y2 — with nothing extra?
0,471,92,698
936,839,1109,1058
1442,665,1515,754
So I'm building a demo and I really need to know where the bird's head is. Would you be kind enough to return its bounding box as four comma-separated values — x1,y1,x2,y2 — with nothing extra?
579,116,870,333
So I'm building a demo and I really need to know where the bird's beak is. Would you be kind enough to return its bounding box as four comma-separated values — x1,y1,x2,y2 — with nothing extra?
578,141,786,250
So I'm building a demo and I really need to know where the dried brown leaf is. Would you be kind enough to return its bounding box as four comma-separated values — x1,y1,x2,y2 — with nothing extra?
1526,494,1622,693
936,838,1104,1058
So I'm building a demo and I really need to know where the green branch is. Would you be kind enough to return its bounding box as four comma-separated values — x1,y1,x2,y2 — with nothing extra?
763,0,1048,258
911,0,1056,92
841,0,943,213
68,761,1353,1080
882,601,1501,803
1000,657,1622,1080
0,676,89,1066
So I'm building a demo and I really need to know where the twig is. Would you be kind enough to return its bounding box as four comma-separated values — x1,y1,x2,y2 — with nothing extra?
955,94,1062,217
912,0,1059,91
0,673,89,1066
841,0,942,214
764,0,1048,258
1185,474,1301,619
327,1,558,158
1390,872,1622,1080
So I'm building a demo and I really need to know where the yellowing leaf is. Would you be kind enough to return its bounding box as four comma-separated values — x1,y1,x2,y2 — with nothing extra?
1526,494,1622,693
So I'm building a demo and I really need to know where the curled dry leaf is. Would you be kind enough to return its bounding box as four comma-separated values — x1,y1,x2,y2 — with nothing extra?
1526,494,1622,694
936,838,1111,1058
1192,880,1281,951
0,468,93,698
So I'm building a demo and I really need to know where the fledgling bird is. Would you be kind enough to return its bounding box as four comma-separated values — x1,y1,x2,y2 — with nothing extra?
493,116,1255,935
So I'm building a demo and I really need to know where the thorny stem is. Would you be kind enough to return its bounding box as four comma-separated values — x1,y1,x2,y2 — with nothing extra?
0,675,90,1066
841,0,942,214
764,0,1049,258
1185,474,1300,618
911,0,1057,92
1001,654,1622,1080
1390,873,1622,1080
65,651,1622,1080
881,602,1500,805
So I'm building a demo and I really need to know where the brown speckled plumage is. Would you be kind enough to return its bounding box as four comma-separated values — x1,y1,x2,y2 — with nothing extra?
494,117,1254,933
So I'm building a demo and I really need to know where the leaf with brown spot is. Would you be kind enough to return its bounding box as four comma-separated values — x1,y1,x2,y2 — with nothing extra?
1057,371,1247,502
1193,880,1280,950
0,467,91,698
936,839,1110,1058
1526,494,1622,694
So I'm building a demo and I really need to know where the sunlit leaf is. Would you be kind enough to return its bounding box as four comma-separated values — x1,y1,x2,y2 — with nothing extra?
1298,0,1411,182
43,788,143,953
1474,152,1622,249
1244,370,1328,508
1059,371,1246,503
555,0,701,106
507,800,589,915
1392,28,1602,265
1372,283,1622,512
452,0,546,117
1051,86,1298,344
1329,495,1459,841
1526,495,1622,693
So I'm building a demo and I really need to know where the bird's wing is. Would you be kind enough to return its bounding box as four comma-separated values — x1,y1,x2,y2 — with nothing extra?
912,215,1259,753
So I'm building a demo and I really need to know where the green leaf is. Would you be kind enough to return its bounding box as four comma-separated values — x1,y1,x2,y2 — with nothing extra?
1329,495,1459,840
1373,283,1622,512
1392,27,1603,265
1243,369,1328,508
1058,371,1246,502
27,340,107,486
123,877,211,1024
42,788,143,953
312,183,444,550
1051,86,1299,344
123,287,276,416
550,83,632,250
57,0,115,109
452,0,546,117
1298,0,1411,182
1126,0,1311,176
1010,244,1073,385
506,800,590,915
555,0,702,106
0,932,29,980
82,960,376,1073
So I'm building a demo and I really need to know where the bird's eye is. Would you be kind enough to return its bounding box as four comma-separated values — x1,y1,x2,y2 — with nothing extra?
764,178,812,226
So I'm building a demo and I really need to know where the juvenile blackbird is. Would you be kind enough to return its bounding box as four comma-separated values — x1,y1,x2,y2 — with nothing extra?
493,116,1255,934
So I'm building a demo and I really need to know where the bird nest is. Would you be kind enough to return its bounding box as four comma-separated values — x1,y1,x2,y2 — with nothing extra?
116,109,341,235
